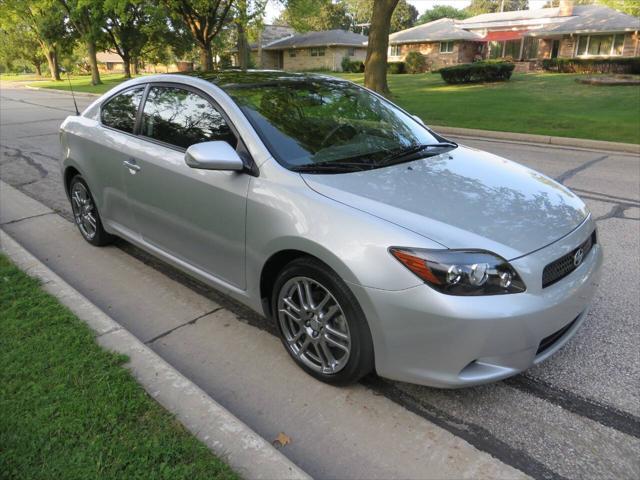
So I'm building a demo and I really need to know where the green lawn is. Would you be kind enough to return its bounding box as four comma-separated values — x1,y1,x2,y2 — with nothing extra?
23,71,640,144
334,72,640,144
0,254,237,480
22,73,143,94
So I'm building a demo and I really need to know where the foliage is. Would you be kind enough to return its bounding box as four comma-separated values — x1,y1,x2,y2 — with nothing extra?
341,56,364,72
542,57,640,74
0,18,46,74
404,51,426,74
465,0,529,15
344,0,417,33
439,60,515,84
417,4,470,24
543,0,639,16
278,0,352,32
387,61,406,74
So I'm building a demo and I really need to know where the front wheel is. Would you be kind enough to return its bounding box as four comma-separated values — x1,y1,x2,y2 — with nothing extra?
272,258,374,385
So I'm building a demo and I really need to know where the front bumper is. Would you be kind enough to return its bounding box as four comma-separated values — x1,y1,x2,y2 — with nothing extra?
352,216,603,388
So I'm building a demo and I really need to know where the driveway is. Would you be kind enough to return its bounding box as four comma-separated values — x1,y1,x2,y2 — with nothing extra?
1,85,639,479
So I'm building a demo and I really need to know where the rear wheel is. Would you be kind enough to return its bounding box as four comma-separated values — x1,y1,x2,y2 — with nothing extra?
272,257,374,385
69,175,113,246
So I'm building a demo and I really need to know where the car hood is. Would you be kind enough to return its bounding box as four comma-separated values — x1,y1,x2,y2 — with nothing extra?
301,145,589,260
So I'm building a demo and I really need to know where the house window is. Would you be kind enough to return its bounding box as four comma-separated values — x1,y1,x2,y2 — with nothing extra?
503,39,521,59
522,37,539,59
440,41,454,53
347,47,356,57
389,45,401,56
575,34,625,57
310,47,325,57
288,49,296,58
489,41,503,59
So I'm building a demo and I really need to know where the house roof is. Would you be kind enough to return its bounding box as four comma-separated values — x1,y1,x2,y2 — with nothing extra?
263,30,368,50
458,7,564,27
526,5,640,36
389,18,483,44
96,51,124,63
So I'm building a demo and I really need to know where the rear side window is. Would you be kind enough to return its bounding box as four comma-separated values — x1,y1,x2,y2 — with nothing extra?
101,87,145,133
140,86,237,149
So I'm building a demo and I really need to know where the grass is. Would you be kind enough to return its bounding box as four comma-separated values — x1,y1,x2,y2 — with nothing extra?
20,71,640,144
333,72,640,144
0,254,237,480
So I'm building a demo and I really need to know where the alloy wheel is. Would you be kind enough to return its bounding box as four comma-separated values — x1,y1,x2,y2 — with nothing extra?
70,181,98,241
277,276,351,374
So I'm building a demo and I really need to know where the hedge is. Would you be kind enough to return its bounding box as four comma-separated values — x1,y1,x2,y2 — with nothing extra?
340,57,364,73
405,51,427,74
439,61,515,84
387,62,406,74
541,57,640,74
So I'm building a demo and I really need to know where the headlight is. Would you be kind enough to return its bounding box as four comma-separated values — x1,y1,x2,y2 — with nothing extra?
389,248,526,296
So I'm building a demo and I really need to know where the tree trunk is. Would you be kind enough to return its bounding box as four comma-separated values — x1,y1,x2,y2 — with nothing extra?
132,58,140,75
237,23,249,71
44,49,61,81
34,61,42,76
86,39,102,85
199,43,213,71
364,0,399,96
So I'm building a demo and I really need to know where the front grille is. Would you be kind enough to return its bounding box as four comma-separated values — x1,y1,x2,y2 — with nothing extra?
536,316,579,355
542,231,596,288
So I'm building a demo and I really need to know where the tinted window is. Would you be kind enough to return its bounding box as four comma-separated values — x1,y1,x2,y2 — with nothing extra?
225,79,438,168
101,87,144,133
140,86,236,149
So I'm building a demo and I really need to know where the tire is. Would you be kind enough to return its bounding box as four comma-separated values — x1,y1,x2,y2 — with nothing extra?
68,174,114,247
272,257,374,385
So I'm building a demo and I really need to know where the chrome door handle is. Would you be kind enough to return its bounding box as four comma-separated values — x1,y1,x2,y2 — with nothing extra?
123,159,141,173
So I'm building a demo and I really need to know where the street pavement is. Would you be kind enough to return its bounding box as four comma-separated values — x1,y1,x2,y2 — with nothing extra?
1,84,639,479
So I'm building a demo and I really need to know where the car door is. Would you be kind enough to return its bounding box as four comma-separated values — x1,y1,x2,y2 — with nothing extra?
92,86,146,234
122,84,251,289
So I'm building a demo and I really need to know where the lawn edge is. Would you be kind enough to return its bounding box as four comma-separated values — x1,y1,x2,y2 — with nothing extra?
24,84,639,153
0,228,311,480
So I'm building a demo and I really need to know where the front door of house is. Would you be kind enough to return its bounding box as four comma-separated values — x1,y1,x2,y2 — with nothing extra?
551,40,560,58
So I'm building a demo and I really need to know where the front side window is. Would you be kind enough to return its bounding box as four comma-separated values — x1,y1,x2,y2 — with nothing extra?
489,41,503,59
503,39,521,59
224,79,443,171
440,41,454,53
310,47,326,57
140,86,236,149
101,87,145,133
588,34,613,56
576,34,624,56
347,47,355,57
288,49,296,57
389,45,401,56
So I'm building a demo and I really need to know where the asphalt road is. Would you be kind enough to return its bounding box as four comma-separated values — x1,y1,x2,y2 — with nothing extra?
1,84,639,479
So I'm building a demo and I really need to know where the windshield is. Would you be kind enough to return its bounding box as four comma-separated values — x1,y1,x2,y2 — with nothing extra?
223,78,449,172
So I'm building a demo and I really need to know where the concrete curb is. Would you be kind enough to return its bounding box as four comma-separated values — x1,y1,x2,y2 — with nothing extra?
20,84,639,154
433,125,640,155
0,229,312,480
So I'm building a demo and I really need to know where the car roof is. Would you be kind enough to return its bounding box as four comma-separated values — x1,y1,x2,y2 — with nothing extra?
182,70,345,89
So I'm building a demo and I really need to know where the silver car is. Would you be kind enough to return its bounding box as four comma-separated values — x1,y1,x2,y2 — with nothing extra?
60,72,602,387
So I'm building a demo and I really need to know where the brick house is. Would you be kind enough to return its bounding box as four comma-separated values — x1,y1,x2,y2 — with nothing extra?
389,0,639,69
259,30,368,72
388,18,485,70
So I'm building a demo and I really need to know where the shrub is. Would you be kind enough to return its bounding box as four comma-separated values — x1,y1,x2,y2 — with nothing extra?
405,51,427,74
541,57,640,74
340,57,365,73
387,61,406,74
439,61,515,84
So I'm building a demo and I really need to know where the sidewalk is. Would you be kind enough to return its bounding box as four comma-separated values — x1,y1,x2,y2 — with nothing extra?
0,181,528,479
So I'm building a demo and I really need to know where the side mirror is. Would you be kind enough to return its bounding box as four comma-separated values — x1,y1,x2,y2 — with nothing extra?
185,141,244,171
412,114,426,126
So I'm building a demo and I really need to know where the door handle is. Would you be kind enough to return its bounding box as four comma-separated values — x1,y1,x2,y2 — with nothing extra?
123,159,141,173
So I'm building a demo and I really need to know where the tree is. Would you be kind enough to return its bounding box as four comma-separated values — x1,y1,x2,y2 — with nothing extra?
466,0,529,15
102,0,147,77
234,0,267,71
278,0,352,32
345,0,417,33
1,0,70,80
163,0,235,71
57,0,106,85
0,21,47,75
417,5,469,24
544,0,639,17
364,0,399,96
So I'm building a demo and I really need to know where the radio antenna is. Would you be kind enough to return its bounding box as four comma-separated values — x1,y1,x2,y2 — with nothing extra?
61,67,80,115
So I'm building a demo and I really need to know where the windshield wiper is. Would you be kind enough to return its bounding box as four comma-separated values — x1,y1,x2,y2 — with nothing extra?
380,142,458,166
291,160,375,174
